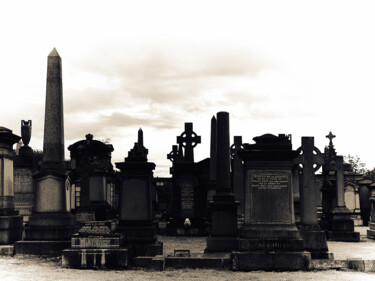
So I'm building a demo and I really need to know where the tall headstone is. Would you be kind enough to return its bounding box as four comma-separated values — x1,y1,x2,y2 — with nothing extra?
231,136,244,223
15,49,76,255
14,120,37,222
232,134,311,271
320,132,359,241
0,127,23,244
166,123,208,235
115,129,162,256
294,137,332,259
205,112,239,252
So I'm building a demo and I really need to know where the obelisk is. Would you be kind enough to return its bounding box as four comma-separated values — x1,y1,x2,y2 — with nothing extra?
42,48,65,166
15,48,76,255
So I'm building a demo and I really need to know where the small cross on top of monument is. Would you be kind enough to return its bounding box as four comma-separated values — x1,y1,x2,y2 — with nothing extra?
325,131,337,162
126,128,148,162
176,123,201,163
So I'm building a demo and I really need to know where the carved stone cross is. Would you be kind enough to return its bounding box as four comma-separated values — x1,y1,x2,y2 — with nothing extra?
177,123,201,163
294,137,324,225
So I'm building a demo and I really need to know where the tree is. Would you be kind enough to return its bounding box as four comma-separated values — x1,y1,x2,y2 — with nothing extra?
344,154,367,175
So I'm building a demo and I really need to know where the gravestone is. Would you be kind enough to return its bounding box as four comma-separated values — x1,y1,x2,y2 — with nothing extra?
166,123,208,236
320,132,359,241
0,127,23,244
232,134,311,271
367,182,375,238
206,116,217,202
15,49,76,255
14,120,38,222
62,221,129,268
294,137,332,259
68,134,115,222
115,129,162,256
231,136,244,224
205,112,239,252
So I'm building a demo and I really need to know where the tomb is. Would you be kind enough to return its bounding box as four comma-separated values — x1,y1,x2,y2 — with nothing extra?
232,134,311,271
0,127,23,244
62,221,129,268
68,134,115,222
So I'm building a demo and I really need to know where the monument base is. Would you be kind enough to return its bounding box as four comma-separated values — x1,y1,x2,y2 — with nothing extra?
62,248,130,268
129,240,163,257
326,230,360,242
25,213,77,241
298,224,333,259
14,240,71,255
232,251,311,271
367,228,375,239
205,236,238,253
0,215,23,244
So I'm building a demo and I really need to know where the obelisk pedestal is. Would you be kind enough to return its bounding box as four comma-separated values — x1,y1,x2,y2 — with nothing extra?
205,112,239,252
15,49,76,255
0,127,23,244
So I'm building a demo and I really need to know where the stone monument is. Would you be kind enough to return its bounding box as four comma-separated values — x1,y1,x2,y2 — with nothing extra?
205,112,239,252
115,129,162,256
15,48,76,255
232,134,311,271
294,137,332,259
68,134,115,222
166,123,209,235
231,136,244,225
321,132,359,241
0,127,23,244
62,221,128,268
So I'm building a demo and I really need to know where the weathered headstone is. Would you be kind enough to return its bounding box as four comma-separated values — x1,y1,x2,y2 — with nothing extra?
232,134,311,271
15,49,76,255
205,112,239,252
62,221,128,268
294,136,332,259
320,132,359,241
231,136,244,223
68,134,115,222
0,127,23,244
367,182,375,238
115,129,162,256
166,123,208,236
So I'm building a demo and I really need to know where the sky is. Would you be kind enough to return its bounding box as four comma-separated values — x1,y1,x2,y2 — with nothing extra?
1,1,375,176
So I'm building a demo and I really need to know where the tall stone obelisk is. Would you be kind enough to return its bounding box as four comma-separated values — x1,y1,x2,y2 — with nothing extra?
15,48,76,255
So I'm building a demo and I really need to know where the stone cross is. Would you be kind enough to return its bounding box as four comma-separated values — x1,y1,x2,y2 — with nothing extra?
177,123,201,163
294,137,324,225
167,144,183,163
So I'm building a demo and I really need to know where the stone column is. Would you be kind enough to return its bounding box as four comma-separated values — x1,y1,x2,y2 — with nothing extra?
205,112,239,252
15,49,76,255
231,136,244,220
0,127,23,244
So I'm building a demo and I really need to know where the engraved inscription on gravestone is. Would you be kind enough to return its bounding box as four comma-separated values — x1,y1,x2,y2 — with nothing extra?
177,176,196,218
249,170,291,224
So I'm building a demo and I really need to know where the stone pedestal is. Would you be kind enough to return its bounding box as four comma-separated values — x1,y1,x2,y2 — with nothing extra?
115,129,162,257
62,221,129,268
205,112,238,252
0,127,23,244
367,183,375,239
233,134,311,271
327,206,360,241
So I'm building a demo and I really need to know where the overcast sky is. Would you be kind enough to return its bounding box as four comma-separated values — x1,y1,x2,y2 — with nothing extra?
1,1,375,176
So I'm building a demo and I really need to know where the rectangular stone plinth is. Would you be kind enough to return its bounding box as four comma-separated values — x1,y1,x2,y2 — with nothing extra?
232,251,311,271
326,230,360,242
0,216,23,244
205,236,238,252
62,248,129,269
237,238,304,251
71,236,123,249
14,240,71,255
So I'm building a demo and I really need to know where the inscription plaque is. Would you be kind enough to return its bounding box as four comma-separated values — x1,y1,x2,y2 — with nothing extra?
177,176,197,218
248,170,292,224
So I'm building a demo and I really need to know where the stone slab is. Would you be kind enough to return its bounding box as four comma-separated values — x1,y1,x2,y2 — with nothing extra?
237,238,304,251
14,240,71,255
71,236,123,249
130,241,163,257
0,245,14,255
231,251,311,271
165,254,231,269
326,231,360,242
62,248,130,269
205,236,238,252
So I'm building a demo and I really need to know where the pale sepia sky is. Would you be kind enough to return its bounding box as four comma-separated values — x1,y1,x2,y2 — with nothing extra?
1,1,375,176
